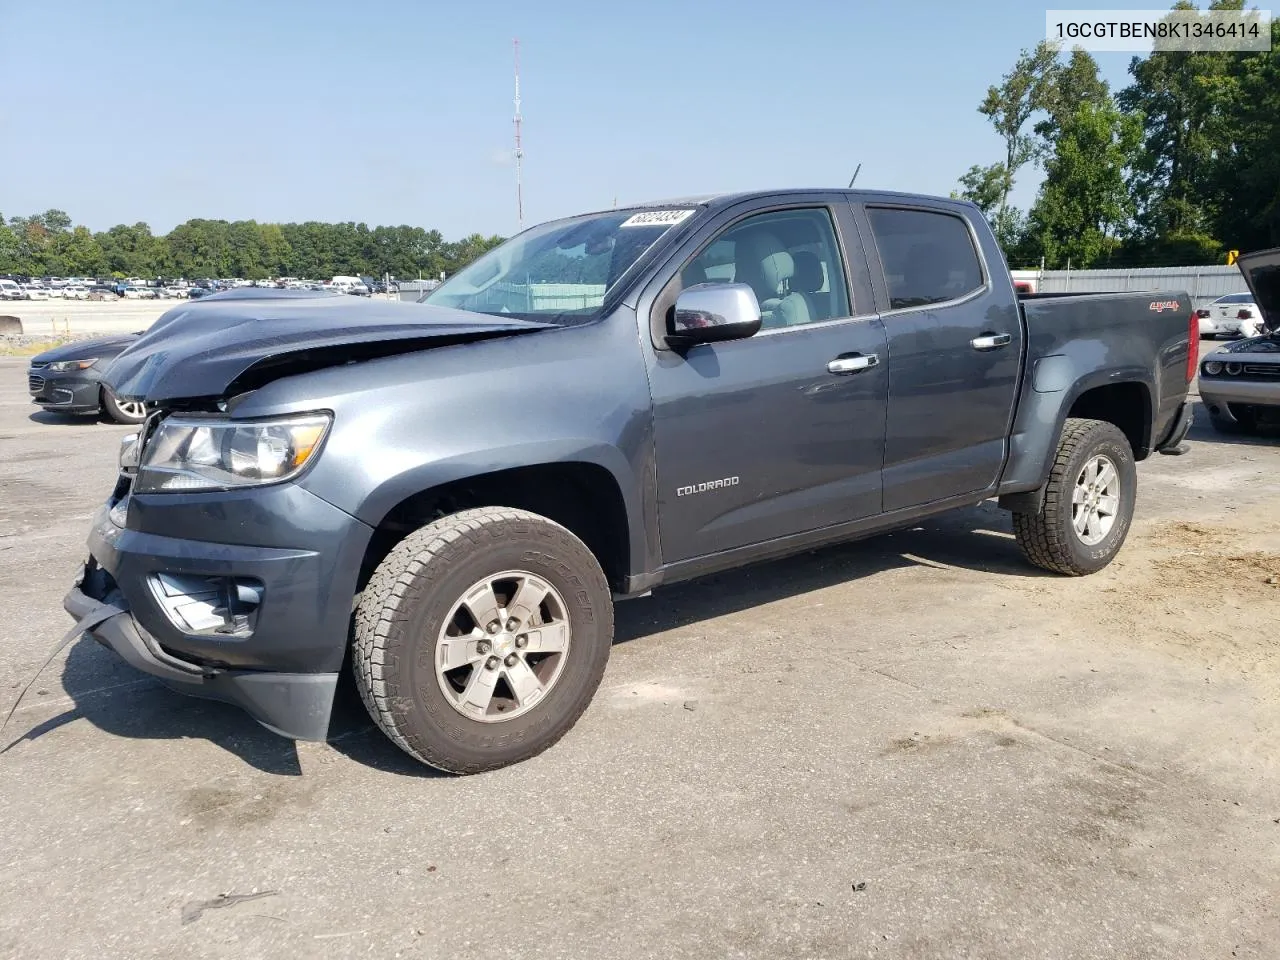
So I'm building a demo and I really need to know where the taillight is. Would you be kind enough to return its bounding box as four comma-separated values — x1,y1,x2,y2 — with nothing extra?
1238,309,1251,319
1186,313,1198,382
1196,308,1211,318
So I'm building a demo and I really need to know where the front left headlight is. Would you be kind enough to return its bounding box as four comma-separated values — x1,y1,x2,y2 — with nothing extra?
45,358,98,372
135,413,333,493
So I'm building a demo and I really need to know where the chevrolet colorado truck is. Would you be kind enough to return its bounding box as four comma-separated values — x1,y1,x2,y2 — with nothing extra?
64,189,1197,773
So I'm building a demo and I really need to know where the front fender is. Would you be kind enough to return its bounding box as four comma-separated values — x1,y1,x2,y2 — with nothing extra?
359,439,643,561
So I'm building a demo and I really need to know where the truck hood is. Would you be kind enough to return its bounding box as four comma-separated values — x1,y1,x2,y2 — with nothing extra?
1238,247,1280,334
102,289,555,404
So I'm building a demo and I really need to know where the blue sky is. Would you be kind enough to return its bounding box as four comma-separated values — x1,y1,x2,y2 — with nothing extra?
0,0,1139,239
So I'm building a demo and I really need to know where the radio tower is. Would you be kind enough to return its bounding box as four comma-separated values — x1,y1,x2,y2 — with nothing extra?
513,38,524,231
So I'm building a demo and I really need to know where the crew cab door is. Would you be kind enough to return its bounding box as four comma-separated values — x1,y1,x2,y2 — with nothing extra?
858,202,1022,512
641,199,888,563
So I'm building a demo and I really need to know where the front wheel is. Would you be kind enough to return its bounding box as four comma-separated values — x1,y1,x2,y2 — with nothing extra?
353,507,614,774
101,387,148,424
1012,418,1137,576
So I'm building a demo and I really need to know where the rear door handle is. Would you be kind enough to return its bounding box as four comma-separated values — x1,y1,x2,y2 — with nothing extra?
970,333,1012,351
827,354,879,375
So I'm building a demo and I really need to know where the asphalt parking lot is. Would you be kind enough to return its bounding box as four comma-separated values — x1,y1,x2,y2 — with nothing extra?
1,349,1278,960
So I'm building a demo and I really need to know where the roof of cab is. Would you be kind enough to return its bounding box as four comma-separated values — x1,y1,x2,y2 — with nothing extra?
576,188,976,219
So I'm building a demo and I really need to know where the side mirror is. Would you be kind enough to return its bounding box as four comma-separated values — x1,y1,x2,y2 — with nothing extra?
667,282,762,349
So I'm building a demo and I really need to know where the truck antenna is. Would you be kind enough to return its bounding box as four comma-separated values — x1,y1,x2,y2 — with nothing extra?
847,163,862,188
513,38,524,231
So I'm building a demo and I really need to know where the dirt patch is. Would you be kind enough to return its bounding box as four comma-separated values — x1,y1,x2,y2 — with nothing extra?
884,733,954,754
1147,520,1280,592
1153,550,1280,591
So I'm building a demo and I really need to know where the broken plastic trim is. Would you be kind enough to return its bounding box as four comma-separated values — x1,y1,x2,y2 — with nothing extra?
0,599,126,745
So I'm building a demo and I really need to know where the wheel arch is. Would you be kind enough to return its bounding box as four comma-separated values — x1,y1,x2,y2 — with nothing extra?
1000,370,1153,514
355,454,638,595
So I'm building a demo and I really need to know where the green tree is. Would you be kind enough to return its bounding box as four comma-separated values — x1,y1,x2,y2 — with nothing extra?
0,216,18,272
1035,48,1110,151
97,222,165,276
1025,99,1144,268
1202,17,1280,249
53,226,107,276
979,40,1061,217
952,163,1008,216
443,234,504,275
1117,0,1241,239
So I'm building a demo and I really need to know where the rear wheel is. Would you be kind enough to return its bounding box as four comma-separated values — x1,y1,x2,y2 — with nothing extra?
1012,418,1137,576
100,387,147,424
353,507,614,774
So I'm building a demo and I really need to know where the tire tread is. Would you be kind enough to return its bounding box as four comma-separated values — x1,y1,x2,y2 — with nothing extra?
1012,417,1130,576
352,507,610,774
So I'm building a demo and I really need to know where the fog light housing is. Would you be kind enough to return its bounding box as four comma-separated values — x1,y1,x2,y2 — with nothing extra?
147,573,264,637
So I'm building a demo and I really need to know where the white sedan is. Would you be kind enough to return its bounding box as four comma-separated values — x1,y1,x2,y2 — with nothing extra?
62,285,90,300
1199,293,1265,339
21,285,52,300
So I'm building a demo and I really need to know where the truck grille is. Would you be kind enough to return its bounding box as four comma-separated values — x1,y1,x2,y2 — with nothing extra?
28,375,45,393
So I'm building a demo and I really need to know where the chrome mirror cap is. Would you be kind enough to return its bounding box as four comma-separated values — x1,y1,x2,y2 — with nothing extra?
668,282,762,349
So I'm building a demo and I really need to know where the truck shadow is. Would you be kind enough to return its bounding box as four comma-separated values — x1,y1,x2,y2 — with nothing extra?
14,503,1036,778
615,500,1046,644
4,638,307,775
5,637,440,778
27,411,102,426
1184,398,1280,447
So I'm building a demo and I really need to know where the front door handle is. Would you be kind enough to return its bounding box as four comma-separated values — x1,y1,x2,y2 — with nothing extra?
970,333,1012,351
827,354,879,375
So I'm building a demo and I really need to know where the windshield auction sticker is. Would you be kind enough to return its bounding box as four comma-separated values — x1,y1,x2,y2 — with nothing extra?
1046,9,1272,52
620,210,696,228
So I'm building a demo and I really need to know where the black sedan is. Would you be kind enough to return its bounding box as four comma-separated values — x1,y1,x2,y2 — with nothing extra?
27,334,145,423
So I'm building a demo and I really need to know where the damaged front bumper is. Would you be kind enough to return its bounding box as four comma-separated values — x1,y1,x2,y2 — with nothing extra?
64,567,338,741
62,479,374,742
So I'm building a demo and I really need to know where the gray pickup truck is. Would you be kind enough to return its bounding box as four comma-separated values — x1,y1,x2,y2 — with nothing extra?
65,189,1197,773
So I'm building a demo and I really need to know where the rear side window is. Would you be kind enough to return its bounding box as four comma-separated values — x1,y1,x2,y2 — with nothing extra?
867,207,984,310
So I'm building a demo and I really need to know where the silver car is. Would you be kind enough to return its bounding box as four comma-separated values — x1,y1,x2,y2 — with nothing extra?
1199,250,1280,434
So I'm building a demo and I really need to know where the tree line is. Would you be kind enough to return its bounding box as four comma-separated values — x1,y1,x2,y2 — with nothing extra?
0,211,505,281
956,0,1277,269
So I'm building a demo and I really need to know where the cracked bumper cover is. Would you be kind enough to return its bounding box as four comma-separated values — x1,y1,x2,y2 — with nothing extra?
63,581,338,740
64,485,374,742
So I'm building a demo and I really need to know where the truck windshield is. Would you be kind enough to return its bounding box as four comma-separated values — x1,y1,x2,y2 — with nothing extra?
422,209,696,324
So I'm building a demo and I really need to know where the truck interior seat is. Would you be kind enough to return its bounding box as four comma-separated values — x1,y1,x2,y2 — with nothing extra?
731,228,789,323
775,250,825,326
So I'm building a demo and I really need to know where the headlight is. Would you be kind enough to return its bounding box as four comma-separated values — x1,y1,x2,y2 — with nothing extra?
135,413,332,493
45,358,97,372
1202,361,1223,376
1225,362,1242,376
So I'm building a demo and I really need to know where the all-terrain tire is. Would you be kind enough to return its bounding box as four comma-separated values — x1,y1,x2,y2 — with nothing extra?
1012,418,1137,576
352,507,614,774
101,387,147,424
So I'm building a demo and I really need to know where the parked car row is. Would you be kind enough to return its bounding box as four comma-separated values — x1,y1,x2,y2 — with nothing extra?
0,275,400,301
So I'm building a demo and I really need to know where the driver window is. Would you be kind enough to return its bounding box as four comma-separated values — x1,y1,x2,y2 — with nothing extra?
678,208,852,329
